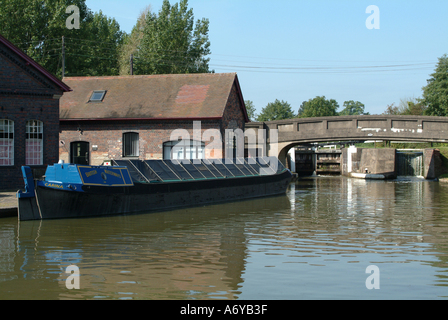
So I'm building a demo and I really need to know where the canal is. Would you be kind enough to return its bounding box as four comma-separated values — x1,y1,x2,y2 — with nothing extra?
1,176,448,300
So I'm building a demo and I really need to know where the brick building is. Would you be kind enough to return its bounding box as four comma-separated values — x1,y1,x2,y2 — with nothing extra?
59,73,249,165
0,34,71,190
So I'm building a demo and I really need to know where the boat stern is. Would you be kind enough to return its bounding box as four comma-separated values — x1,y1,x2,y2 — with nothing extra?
17,166,41,221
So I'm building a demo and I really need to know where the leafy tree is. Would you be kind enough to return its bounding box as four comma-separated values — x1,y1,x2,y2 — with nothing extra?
0,0,123,77
297,101,307,117
398,97,426,115
338,100,368,115
405,101,427,115
0,0,88,76
382,97,426,115
134,0,212,75
383,103,400,115
298,96,339,118
422,54,448,116
244,100,257,121
256,99,294,121
77,10,124,76
118,6,150,75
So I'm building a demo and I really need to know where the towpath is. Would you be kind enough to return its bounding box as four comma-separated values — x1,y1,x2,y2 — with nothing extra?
0,191,18,218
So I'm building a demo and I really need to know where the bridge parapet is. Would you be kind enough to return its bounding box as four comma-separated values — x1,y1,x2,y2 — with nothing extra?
245,115,448,164
247,115,448,144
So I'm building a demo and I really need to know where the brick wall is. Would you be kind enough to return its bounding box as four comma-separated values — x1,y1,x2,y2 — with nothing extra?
0,97,62,190
219,81,247,157
60,119,226,165
0,41,63,190
221,82,246,132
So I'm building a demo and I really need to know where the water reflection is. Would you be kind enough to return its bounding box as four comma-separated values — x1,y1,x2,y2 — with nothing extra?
239,177,448,299
1,197,292,300
1,177,448,299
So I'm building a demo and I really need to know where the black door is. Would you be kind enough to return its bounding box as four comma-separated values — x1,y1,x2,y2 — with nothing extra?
70,141,89,165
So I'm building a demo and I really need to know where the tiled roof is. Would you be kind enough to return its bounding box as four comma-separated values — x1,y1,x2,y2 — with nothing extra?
60,73,248,121
0,33,71,92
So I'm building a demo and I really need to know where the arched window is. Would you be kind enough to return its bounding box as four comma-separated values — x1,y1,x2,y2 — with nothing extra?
123,132,139,157
163,140,205,160
0,119,14,166
26,120,43,165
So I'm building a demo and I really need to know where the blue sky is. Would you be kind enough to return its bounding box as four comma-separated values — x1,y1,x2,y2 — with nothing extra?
86,0,448,116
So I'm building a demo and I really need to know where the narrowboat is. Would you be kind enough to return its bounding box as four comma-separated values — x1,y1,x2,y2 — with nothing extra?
17,157,292,221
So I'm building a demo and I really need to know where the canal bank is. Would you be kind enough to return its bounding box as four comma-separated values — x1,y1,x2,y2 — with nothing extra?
0,191,17,218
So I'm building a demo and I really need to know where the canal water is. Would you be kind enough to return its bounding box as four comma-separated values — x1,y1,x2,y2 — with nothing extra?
1,176,448,300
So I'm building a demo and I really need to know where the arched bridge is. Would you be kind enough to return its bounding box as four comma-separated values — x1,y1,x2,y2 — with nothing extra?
245,115,448,164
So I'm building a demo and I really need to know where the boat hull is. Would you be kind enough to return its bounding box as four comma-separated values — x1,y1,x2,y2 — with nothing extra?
21,170,292,220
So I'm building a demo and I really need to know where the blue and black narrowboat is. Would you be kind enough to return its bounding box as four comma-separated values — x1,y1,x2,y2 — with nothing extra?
17,157,292,221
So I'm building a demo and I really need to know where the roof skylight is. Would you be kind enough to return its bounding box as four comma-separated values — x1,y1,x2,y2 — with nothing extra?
89,90,106,102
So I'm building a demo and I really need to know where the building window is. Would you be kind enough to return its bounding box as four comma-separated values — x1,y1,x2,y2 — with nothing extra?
89,90,106,102
0,119,14,166
225,130,237,158
163,140,205,160
26,120,43,165
123,132,139,157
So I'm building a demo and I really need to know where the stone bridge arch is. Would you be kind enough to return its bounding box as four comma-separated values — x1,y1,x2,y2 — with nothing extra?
245,115,448,165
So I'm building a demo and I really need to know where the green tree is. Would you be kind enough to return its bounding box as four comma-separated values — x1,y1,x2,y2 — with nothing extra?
118,6,150,75
405,101,427,115
383,103,400,115
0,0,123,77
338,100,368,115
256,99,294,121
78,10,124,76
134,0,212,75
298,96,339,118
382,97,426,115
398,97,426,115
422,54,448,116
244,100,257,121
0,0,88,76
